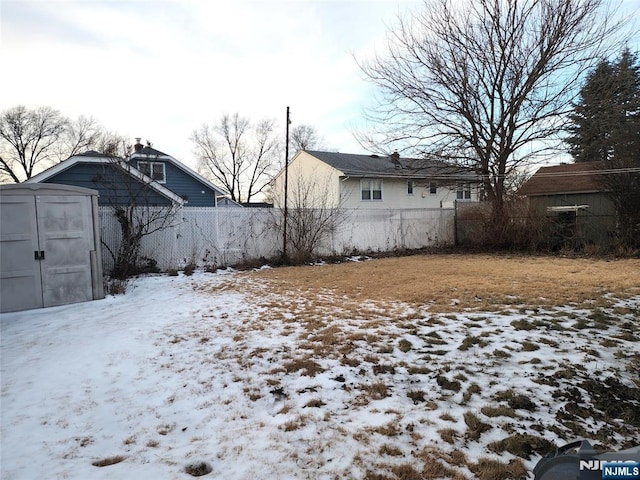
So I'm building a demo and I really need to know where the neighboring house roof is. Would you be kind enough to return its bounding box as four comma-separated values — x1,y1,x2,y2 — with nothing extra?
130,147,226,197
25,151,185,205
74,150,108,158
217,196,243,207
135,146,170,157
519,162,605,196
300,150,479,181
241,201,273,208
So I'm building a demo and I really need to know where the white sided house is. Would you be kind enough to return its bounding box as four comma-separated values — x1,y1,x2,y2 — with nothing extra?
273,150,481,209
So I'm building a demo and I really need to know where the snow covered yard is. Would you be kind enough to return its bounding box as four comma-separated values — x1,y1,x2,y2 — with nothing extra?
1,256,639,480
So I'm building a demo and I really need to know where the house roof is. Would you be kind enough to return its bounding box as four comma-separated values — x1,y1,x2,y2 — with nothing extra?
24,152,186,205
134,146,170,157
303,150,479,181
75,150,109,158
519,162,605,196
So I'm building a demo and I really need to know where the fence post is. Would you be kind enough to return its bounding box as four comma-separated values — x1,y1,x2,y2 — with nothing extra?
453,200,458,247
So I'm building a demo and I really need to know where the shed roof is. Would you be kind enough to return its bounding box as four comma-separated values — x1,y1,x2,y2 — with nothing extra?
519,162,604,196
0,183,99,197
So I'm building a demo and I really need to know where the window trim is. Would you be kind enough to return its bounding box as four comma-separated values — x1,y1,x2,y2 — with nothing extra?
456,183,472,200
361,178,383,201
138,161,166,184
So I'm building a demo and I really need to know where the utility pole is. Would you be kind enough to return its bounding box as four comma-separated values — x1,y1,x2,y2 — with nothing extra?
282,106,290,262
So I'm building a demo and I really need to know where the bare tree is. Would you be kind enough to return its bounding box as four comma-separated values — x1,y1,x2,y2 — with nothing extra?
95,157,182,279
0,105,68,182
56,115,103,160
290,124,326,153
272,166,347,263
95,131,132,158
247,119,280,202
358,0,626,222
191,113,280,203
59,116,131,160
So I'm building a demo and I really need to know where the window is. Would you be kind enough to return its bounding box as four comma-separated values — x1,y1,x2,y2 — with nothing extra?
361,179,382,201
138,161,166,183
429,181,437,195
456,183,471,200
407,180,414,195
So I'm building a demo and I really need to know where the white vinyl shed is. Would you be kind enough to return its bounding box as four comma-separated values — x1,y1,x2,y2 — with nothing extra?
0,183,104,313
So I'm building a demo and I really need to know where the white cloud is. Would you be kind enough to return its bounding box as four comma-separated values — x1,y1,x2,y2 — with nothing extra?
1,0,418,168
8,0,633,170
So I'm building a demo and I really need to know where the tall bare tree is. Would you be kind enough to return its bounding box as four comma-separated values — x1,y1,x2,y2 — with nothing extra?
191,113,280,203
290,124,326,153
359,0,626,222
0,105,68,182
95,131,132,158
55,115,103,161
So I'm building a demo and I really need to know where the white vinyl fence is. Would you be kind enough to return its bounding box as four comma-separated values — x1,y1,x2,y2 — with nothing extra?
99,207,455,272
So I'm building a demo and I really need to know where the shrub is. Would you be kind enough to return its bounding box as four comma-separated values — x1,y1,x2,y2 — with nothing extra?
183,262,196,276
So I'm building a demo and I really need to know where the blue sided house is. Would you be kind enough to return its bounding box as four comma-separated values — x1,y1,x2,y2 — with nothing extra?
25,140,232,208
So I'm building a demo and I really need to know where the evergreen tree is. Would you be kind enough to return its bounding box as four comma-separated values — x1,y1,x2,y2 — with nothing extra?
566,49,640,163
566,60,617,162
566,49,640,248
611,49,640,164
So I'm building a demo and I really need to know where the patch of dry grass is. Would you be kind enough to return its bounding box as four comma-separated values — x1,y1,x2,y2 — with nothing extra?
438,427,460,444
366,421,401,437
282,357,324,376
186,253,638,478
488,434,555,460
481,405,518,418
464,412,492,441
357,381,390,402
247,254,640,312
468,457,528,480
91,455,126,467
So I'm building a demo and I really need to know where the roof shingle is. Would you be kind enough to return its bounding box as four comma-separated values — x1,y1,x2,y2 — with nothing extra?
306,150,477,180
519,162,604,196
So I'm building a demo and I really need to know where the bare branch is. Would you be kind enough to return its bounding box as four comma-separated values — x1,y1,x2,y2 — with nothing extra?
57,115,103,160
191,113,281,203
358,0,629,219
0,105,67,182
290,124,326,153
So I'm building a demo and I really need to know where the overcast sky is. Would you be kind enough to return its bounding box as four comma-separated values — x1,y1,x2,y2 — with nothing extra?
1,0,638,171
1,0,422,169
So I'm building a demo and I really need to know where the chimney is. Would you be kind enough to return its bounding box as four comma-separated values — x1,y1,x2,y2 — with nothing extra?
390,151,400,167
134,138,143,153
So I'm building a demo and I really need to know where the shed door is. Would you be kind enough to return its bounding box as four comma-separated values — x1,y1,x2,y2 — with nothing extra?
36,195,94,308
0,194,94,312
0,195,43,312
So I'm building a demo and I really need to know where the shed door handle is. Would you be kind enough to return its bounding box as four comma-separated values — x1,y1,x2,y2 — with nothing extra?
34,251,45,260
